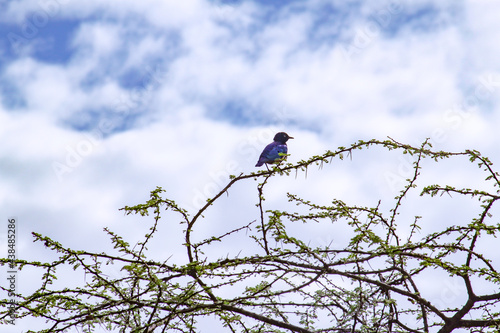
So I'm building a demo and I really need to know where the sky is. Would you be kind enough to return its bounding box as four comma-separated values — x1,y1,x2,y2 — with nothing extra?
1,0,500,331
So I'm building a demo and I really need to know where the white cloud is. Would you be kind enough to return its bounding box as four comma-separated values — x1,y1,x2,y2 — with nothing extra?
71,21,123,59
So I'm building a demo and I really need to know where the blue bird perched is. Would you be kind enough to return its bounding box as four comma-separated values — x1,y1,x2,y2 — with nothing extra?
255,132,294,168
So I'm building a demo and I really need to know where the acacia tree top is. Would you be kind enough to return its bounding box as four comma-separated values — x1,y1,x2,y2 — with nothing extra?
1,138,500,333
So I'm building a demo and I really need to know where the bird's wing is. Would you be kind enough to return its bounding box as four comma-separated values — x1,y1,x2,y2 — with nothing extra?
269,144,287,159
256,143,289,166
256,142,276,166
263,143,287,161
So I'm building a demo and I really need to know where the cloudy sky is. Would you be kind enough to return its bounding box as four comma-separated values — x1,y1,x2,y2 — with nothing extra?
1,0,500,331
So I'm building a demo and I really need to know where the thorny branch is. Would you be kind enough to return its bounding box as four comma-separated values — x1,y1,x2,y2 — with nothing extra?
1,138,500,333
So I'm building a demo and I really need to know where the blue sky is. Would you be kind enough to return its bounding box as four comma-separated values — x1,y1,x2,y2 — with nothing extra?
1,0,500,331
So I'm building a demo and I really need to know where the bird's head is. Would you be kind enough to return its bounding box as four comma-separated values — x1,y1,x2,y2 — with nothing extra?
273,132,294,143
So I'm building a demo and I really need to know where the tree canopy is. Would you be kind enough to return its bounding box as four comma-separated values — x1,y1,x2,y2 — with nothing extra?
2,138,500,332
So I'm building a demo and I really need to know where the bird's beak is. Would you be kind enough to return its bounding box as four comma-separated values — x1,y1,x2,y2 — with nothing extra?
289,136,294,139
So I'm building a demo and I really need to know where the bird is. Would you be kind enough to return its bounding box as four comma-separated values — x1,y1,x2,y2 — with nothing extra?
255,132,294,168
